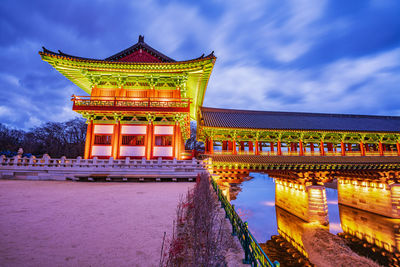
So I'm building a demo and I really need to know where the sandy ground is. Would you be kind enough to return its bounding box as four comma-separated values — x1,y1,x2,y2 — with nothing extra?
0,180,193,267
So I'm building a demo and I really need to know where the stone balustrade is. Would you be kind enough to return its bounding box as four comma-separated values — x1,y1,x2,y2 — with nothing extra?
0,155,206,181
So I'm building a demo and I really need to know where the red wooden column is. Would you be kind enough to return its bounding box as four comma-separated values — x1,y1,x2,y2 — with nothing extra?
240,141,245,153
228,141,233,153
146,122,153,160
270,142,274,154
112,120,121,159
249,141,254,153
84,119,94,159
378,141,384,156
222,141,228,151
232,139,237,155
209,137,214,155
341,141,346,156
310,143,314,153
299,140,304,156
254,140,259,155
397,141,400,156
360,141,365,156
277,140,282,155
320,140,325,156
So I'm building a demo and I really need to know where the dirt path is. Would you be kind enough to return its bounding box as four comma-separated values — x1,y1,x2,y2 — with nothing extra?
0,180,193,267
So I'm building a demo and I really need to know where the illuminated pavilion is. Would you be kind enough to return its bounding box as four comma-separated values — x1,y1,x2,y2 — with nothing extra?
39,36,215,160
40,35,400,160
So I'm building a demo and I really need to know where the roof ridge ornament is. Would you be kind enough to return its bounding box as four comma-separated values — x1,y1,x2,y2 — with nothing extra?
138,35,144,43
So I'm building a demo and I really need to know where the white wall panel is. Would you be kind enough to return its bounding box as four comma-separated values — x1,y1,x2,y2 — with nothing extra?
154,126,174,135
93,124,114,134
119,146,146,157
153,147,173,157
121,125,147,135
92,146,112,156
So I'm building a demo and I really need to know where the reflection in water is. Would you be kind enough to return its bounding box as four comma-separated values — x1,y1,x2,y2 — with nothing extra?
338,204,400,265
228,172,398,266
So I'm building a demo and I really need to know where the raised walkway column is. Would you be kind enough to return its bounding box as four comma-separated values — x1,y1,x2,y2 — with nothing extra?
360,141,366,156
84,119,94,159
210,138,214,155
232,139,237,155
379,141,384,156
277,140,282,155
299,140,304,156
254,140,259,155
341,141,346,156
397,141,400,156
320,140,325,156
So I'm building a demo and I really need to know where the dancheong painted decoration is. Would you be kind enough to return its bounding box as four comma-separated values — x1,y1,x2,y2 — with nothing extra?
40,35,400,160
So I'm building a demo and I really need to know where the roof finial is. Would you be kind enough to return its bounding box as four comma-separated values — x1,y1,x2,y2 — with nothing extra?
138,35,144,43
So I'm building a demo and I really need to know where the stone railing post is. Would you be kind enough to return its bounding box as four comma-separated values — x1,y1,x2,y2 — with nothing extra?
75,156,82,167
13,155,20,165
93,157,98,166
0,155,5,164
108,157,114,167
61,156,66,166
28,156,35,166
158,157,162,165
141,157,146,165
125,157,130,165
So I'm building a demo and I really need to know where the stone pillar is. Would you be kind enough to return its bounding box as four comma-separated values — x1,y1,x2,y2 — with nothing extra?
338,178,400,219
275,180,328,225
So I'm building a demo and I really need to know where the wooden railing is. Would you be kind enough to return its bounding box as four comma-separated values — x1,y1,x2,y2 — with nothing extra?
206,150,399,157
210,176,279,267
71,95,190,111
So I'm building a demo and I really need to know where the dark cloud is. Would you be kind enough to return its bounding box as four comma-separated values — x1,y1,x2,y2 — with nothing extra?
0,0,399,129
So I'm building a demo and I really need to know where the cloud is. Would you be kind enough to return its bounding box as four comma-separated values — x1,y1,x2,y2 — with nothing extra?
0,0,399,130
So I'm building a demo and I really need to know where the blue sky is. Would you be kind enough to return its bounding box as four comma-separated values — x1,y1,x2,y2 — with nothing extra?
1,0,399,129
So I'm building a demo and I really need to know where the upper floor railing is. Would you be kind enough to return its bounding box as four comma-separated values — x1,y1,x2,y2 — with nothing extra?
71,95,190,112
209,150,399,157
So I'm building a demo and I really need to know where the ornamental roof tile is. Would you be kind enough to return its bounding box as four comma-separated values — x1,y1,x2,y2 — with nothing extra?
200,107,400,133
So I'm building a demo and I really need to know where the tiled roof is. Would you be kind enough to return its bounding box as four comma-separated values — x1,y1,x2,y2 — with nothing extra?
40,35,215,65
200,107,400,133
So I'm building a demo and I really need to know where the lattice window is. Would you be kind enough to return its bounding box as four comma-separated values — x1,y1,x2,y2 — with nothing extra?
155,136,172,146
94,135,112,145
121,135,145,146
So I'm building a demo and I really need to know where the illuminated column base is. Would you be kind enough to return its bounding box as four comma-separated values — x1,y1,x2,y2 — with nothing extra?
338,178,400,218
275,180,328,225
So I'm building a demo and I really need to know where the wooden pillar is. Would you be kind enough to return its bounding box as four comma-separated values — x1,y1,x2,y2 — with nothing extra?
310,143,314,152
365,143,370,152
223,141,228,151
174,123,180,159
277,140,282,155
341,141,346,156
397,141,400,156
255,140,259,155
360,141,365,156
378,141,383,156
146,122,153,160
270,142,274,153
112,120,121,159
299,140,304,156
232,139,237,155
210,138,214,155
240,141,245,152
320,140,325,156
249,141,253,152
228,141,233,152
84,119,93,159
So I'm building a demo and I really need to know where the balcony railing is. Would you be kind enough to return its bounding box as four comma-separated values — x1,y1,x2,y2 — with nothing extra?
71,95,190,112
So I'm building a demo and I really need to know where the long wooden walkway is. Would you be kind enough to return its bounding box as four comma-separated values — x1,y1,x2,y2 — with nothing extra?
207,155,400,171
